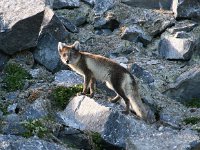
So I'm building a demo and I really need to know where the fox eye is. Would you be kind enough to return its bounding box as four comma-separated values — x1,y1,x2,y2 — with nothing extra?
63,53,67,57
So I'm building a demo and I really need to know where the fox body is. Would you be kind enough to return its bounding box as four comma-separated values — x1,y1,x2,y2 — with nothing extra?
58,41,155,122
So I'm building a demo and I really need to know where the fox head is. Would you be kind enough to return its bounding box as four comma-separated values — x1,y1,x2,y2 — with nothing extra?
58,41,81,65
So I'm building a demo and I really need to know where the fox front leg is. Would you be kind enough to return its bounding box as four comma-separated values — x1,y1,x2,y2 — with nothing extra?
81,75,90,95
89,77,96,98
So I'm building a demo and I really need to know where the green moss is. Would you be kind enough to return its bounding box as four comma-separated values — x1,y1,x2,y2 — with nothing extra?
183,98,200,108
21,119,49,138
50,84,83,110
89,132,103,150
183,117,200,125
3,63,31,91
0,102,9,115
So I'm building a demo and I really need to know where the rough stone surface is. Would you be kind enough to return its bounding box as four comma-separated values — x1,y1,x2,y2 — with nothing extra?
172,0,200,19
122,0,173,10
53,0,80,9
158,35,194,60
164,66,200,102
22,98,50,120
0,52,9,70
0,0,47,55
58,16,79,33
94,0,117,15
82,0,94,6
33,8,69,72
57,96,200,149
53,70,83,87
0,135,68,150
121,25,152,46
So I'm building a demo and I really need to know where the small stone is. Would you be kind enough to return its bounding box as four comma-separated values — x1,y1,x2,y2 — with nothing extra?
7,103,18,114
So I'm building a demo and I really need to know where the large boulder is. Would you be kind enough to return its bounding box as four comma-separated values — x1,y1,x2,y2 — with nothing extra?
164,66,200,102
57,96,200,149
0,135,68,150
33,8,69,72
172,0,200,19
121,0,172,10
0,0,51,55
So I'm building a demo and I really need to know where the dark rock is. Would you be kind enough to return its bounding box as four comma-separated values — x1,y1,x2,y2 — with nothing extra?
7,103,18,114
94,0,117,15
82,0,95,6
174,31,189,38
33,8,69,72
158,35,194,60
94,13,120,31
167,20,198,34
0,0,50,55
1,114,26,135
121,25,152,46
164,66,200,102
53,70,83,87
58,16,79,33
0,52,9,71
22,98,50,120
0,135,68,150
131,63,154,84
172,0,200,19
55,3,91,27
122,0,173,10
53,0,80,9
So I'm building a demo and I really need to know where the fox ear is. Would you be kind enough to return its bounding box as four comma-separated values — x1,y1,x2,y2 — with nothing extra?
73,41,80,51
58,42,65,52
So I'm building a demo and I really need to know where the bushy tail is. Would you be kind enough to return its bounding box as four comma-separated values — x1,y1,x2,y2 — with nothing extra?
127,87,155,123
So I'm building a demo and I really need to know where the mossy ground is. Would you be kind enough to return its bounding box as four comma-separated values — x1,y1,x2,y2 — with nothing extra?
183,117,200,125
50,84,83,110
183,98,200,108
3,63,31,92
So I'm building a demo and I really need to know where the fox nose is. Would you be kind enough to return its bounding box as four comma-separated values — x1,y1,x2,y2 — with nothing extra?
66,60,69,64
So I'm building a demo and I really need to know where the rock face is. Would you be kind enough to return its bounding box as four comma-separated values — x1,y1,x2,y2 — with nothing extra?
94,0,117,15
0,0,49,55
122,0,173,10
164,66,200,102
0,135,68,150
33,8,69,72
172,0,200,19
57,96,200,149
53,0,80,9
0,52,9,70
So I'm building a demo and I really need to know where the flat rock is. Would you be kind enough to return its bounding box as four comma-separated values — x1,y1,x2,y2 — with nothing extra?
53,70,83,87
172,0,200,19
164,66,200,102
57,95,200,149
158,36,194,60
0,135,68,150
0,0,50,55
53,0,80,9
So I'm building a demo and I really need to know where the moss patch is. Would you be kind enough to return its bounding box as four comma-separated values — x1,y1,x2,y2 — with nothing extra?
183,98,200,108
50,85,83,110
89,132,103,150
3,63,31,91
183,117,200,125
21,119,49,138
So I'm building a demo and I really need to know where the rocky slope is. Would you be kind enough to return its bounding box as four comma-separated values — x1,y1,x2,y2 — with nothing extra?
0,0,200,149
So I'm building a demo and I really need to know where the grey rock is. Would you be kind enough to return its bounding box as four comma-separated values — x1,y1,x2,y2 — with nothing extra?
121,25,152,46
172,0,200,19
55,2,91,27
1,114,26,135
0,135,68,150
167,20,198,34
57,96,200,149
33,8,69,73
53,70,83,87
0,0,49,55
174,31,189,38
94,0,117,15
164,66,200,102
7,103,18,114
0,110,3,118
53,0,80,9
122,0,173,10
131,63,154,84
0,52,9,71
158,35,194,60
58,16,79,33
29,67,52,80
5,91,19,101
22,98,50,120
